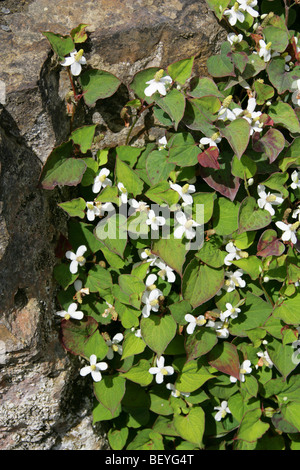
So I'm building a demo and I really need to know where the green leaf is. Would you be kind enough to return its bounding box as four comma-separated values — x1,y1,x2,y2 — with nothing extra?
69,125,96,153
94,213,128,258
238,196,272,234
53,263,78,290
175,360,214,393
116,145,143,167
58,197,86,219
253,79,274,105
108,427,129,450
263,15,289,53
145,181,180,207
121,332,146,360
115,157,144,197
167,56,194,85
218,118,250,159
152,235,187,276
207,42,235,78
266,338,298,380
237,409,269,442
121,359,153,386
94,375,126,414
273,296,300,325
85,265,113,296
208,342,240,380
266,57,299,94
93,401,121,423
229,292,273,337
39,141,87,190
280,403,300,432
42,31,74,60
231,154,257,179
182,259,224,308
146,149,176,185
70,24,89,44
232,256,263,280
205,0,231,20
189,76,223,99
126,429,164,450
196,239,226,268
60,316,99,357
140,314,177,357
149,385,174,416
213,197,239,236
268,101,300,134
168,132,200,167
155,88,186,130
174,407,205,447
79,69,121,106
192,192,215,224
185,328,218,362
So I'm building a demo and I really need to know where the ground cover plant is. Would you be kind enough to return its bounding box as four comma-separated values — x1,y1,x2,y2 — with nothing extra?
40,0,300,450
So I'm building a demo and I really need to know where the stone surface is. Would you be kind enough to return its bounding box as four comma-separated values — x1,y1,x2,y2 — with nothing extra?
0,0,225,450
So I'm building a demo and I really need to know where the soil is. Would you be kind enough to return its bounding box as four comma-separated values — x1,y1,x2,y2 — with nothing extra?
0,0,33,29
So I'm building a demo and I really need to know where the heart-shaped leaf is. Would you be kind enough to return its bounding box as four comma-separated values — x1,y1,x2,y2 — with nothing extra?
257,229,285,257
238,196,272,233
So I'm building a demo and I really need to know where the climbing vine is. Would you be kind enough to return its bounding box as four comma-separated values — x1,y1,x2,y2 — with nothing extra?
41,0,300,450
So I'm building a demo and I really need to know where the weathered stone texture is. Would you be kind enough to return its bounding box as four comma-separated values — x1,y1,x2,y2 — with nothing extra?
0,0,225,449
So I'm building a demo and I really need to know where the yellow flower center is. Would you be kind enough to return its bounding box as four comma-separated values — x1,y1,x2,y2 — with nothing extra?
185,219,194,229
154,69,165,81
150,299,159,307
266,42,272,50
75,49,84,62
90,364,97,371
99,173,107,183
211,132,220,142
266,194,277,202
291,221,300,232
112,344,119,352
196,317,206,326
64,313,70,320
76,255,85,263
161,367,169,375
222,95,232,108
182,183,190,194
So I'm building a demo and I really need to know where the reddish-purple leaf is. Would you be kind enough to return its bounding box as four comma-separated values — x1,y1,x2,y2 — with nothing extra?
257,229,285,257
199,165,240,201
208,342,240,380
60,316,99,357
197,146,220,169
252,128,285,163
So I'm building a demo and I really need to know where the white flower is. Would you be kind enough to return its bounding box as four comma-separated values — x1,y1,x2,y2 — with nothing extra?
224,241,242,266
61,49,87,76
129,199,149,212
223,4,245,26
141,288,163,318
184,313,206,334
200,133,222,149
106,333,124,360
230,360,252,383
66,245,87,274
139,248,158,266
275,220,299,245
80,354,108,382
218,105,238,122
117,182,128,204
291,79,300,107
92,168,112,194
56,302,84,321
292,208,300,221
220,303,241,322
214,401,231,421
149,356,174,384
240,97,263,135
166,383,190,398
158,136,168,150
224,269,246,292
256,350,273,369
146,209,166,231
258,39,272,62
169,182,196,206
257,184,284,216
174,211,200,240
144,70,172,97
237,0,259,17
86,200,114,221
215,322,230,339
227,32,243,45
291,170,300,190
155,259,176,283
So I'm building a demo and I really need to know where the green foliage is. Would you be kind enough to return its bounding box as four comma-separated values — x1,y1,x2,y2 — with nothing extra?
44,0,300,450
